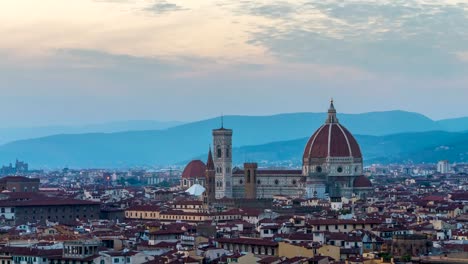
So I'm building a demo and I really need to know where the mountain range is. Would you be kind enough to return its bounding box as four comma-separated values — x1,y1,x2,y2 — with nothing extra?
0,120,183,145
0,110,467,168
231,131,468,165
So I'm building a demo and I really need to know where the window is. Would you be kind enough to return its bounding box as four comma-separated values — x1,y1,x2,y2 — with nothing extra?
1,208,4,213
257,180,261,185
217,146,222,158
316,166,322,173
239,179,243,185
292,180,297,185
274,179,279,185
337,167,343,173
101,260,105,264
247,171,251,183
226,147,230,158
114,258,120,263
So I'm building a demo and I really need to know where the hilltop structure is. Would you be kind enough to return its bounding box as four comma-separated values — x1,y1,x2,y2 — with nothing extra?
182,100,373,205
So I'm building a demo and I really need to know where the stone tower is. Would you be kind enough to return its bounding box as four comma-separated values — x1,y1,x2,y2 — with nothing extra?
204,148,216,207
213,124,233,199
244,162,258,199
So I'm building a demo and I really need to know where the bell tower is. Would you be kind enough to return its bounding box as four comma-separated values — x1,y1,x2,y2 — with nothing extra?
244,163,258,199
212,119,233,199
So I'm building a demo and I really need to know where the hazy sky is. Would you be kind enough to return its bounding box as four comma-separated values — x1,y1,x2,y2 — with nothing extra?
1,0,467,126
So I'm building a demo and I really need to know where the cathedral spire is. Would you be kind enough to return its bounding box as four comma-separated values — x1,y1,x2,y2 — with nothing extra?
206,146,214,170
326,98,339,124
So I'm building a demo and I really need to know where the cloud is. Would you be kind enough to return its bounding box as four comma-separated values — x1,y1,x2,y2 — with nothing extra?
457,52,468,62
144,0,187,14
238,2,296,19
239,1,468,77
1,0,468,123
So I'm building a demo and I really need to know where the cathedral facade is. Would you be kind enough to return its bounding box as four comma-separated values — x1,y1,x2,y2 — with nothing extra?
182,101,373,205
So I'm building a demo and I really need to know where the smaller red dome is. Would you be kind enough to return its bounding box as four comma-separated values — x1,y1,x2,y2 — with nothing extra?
353,176,372,188
182,160,206,179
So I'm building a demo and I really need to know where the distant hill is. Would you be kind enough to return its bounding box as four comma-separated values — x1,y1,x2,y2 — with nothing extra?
437,117,468,132
0,110,467,168
0,120,183,145
230,131,468,165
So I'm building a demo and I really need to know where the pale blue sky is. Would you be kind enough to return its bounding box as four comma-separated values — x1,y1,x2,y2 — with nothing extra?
0,0,467,126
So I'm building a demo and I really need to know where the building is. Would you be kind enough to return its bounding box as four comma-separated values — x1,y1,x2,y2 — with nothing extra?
0,176,40,192
192,100,373,203
180,160,206,189
215,237,278,256
0,159,29,175
391,234,432,257
0,193,100,225
437,160,450,174
303,100,365,199
213,125,233,199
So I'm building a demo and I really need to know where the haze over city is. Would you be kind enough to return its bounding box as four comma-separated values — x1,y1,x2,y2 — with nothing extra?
1,0,468,126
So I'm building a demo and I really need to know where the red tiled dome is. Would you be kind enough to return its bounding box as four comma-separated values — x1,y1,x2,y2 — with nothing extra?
353,175,372,188
303,100,362,161
303,123,362,160
182,160,206,179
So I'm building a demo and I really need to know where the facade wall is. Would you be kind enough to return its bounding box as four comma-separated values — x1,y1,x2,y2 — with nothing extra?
233,173,302,199
0,179,40,192
310,223,378,233
125,210,160,220
278,242,314,258
14,204,101,225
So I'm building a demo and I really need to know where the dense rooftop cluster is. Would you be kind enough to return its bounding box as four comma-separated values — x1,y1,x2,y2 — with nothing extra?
0,165,466,264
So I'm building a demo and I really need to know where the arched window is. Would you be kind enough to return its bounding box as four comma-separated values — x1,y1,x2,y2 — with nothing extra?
217,146,222,158
247,170,251,183
226,147,230,158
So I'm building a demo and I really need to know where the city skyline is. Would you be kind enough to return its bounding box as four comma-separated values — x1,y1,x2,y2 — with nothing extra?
1,0,468,126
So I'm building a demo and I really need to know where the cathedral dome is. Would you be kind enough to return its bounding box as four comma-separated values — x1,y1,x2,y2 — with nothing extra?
303,100,362,162
353,175,372,188
182,160,206,179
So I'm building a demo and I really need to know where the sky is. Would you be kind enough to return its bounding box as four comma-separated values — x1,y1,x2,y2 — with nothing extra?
1,0,467,126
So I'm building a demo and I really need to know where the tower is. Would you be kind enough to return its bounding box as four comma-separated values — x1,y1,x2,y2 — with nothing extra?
213,123,233,199
244,163,258,199
204,148,216,207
